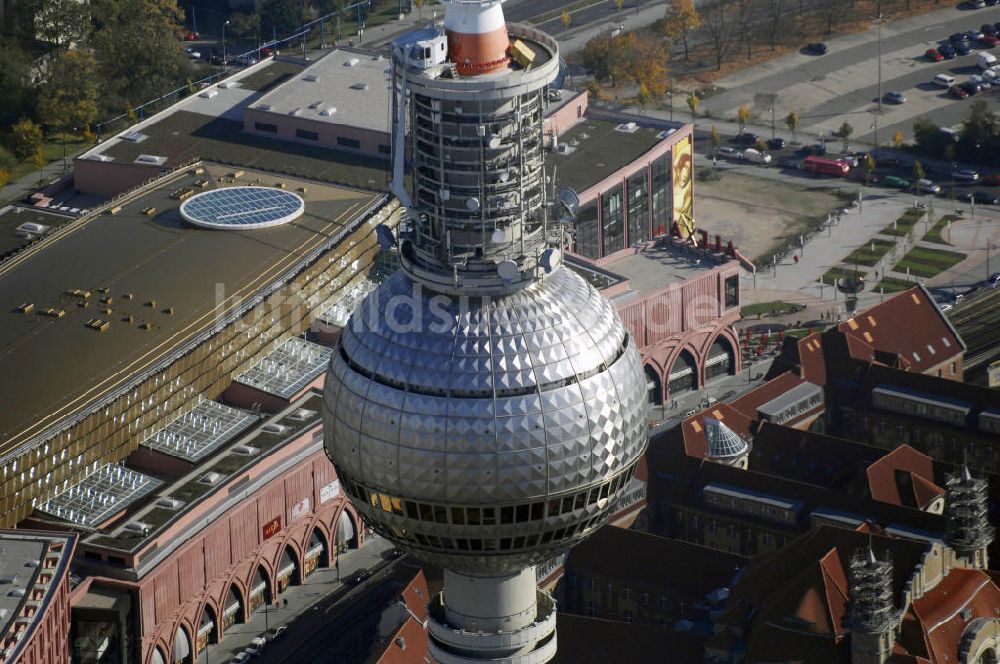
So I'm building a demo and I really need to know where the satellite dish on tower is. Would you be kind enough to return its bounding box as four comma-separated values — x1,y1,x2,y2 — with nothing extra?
497,259,518,281
488,136,502,149
375,224,396,250
491,228,506,244
539,248,561,273
466,197,481,211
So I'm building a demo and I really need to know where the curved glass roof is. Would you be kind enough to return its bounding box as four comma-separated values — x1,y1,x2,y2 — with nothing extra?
180,186,305,230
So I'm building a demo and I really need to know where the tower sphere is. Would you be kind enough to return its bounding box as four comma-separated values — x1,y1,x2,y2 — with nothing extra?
322,266,648,574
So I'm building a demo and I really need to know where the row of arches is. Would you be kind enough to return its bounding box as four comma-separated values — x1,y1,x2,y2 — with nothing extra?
643,332,740,404
150,509,359,664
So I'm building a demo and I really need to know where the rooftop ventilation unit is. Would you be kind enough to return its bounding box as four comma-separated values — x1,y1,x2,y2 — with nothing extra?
198,89,218,99
350,83,369,91
615,122,639,133
199,472,223,486
232,445,260,456
288,108,302,116
123,521,151,534
262,423,290,435
256,103,272,111
657,129,677,139
303,74,319,82
90,154,114,162
155,498,184,510
134,155,168,166
218,81,240,89
320,107,337,117
120,131,148,143
286,408,317,422
7,589,25,598
345,57,360,67
308,100,325,109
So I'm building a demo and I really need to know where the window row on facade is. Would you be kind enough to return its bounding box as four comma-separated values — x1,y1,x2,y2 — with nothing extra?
343,462,639,528
574,153,673,259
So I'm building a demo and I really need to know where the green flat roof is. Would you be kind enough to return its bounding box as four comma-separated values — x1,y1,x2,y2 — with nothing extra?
549,119,666,195
0,164,377,453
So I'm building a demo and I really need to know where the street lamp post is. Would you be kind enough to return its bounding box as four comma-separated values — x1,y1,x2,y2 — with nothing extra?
769,106,775,140
222,20,231,71
876,12,884,116
668,91,674,122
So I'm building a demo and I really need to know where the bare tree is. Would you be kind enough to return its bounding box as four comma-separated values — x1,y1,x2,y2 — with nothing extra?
702,0,738,71
762,0,785,51
818,0,848,35
737,0,757,61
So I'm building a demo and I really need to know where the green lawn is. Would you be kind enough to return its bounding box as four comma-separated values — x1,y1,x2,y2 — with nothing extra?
923,214,960,245
843,238,895,267
875,276,916,293
894,246,967,278
881,208,925,237
5,136,92,184
741,300,804,317
821,266,861,285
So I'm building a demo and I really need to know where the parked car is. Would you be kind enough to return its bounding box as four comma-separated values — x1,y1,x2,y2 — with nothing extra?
966,29,985,41
974,191,999,204
915,178,941,194
184,47,201,59
952,168,981,181
882,175,910,188
984,24,999,35
956,190,975,203
742,148,772,164
988,272,1000,285
971,74,992,89
884,91,907,104
806,42,828,55
265,625,288,640
926,48,945,61
949,32,968,43
980,173,1000,185
984,68,1000,84
777,156,801,169
717,146,743,159
730,132,759,146
950,83,971,99
766,137,787,150
938,44,957,58
981,34,1000,47
875,156,902,168
351,569,372,585
938,303,954,312
956,41,974,55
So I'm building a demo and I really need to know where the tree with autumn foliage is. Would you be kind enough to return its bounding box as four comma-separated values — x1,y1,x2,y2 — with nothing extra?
663,0,700,62
582,31,669,96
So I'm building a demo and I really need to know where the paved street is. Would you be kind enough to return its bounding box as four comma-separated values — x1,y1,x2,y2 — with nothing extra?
206,537,395,664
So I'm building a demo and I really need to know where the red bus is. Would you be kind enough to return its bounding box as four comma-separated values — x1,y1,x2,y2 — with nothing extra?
802,155,850,177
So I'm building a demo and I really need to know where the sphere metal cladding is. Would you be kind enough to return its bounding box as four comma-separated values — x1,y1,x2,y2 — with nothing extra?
322,266,649,574
179,186,305,230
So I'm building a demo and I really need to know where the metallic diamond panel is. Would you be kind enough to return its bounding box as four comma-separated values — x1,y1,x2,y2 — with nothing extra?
322,266,648,572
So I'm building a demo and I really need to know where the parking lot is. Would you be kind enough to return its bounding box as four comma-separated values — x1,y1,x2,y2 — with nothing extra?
700,4,1000,147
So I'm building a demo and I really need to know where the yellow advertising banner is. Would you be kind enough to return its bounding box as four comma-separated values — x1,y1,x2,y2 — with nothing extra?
672,136,695,240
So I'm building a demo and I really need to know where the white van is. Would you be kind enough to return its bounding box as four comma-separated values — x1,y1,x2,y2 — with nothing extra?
978,52,997,70
742,148,772,165
933,73,956,88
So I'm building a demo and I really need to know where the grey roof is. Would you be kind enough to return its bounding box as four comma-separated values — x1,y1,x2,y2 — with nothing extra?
703,482,805,512
704,417,749,459
756,381,823,419
249,48,392,134
872,383,973,413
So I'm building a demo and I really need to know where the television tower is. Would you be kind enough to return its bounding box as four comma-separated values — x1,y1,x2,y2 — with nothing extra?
323,2,649,662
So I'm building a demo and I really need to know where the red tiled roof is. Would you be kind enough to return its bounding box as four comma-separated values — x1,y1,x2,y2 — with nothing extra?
865,445,943,510
838,287,963,374
373,617,429,664
908,567,1000,664
679,403,752,459
400,569,429,623
727,371,805,419
758,548,849,637
796,332,827,386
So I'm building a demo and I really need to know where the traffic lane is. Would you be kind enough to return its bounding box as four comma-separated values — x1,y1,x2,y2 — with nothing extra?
529,0,659,35
266,558,421,664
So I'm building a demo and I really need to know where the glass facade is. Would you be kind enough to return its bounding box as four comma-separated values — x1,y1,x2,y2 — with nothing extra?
627,169,649,246
576,202,599,259
601,183,625,256
650,154,672,238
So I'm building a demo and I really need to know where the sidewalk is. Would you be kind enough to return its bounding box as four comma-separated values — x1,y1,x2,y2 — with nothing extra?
205,536,394,664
